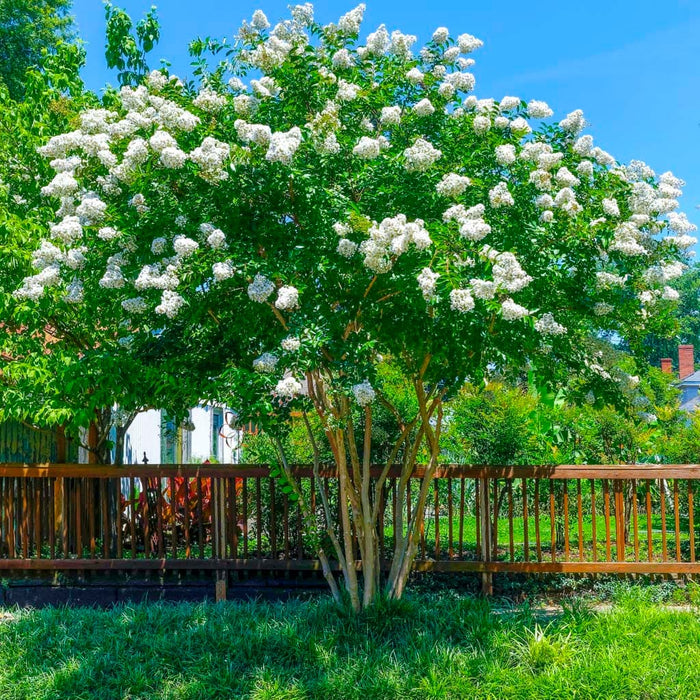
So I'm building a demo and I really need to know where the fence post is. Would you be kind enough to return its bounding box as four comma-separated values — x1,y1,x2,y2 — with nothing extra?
212,477,227,602
478,477,492,595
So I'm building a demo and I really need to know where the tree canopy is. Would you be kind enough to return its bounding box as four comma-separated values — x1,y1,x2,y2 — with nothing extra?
0,0,75,100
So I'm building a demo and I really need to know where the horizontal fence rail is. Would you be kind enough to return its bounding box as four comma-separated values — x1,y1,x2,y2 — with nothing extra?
0,463,699,578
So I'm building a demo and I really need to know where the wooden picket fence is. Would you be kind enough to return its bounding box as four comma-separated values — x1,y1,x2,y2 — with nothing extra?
0,463,699,583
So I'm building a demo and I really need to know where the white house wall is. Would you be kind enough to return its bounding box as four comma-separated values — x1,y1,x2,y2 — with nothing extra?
119,405,240,465
123,409,162,465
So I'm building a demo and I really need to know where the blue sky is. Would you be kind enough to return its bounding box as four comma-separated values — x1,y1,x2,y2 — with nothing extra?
73,0,700,235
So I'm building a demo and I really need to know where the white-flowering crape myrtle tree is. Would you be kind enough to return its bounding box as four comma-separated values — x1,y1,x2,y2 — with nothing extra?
17,3,696,608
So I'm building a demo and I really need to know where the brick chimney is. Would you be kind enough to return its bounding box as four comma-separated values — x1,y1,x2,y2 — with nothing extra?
661,358,673,374
679,345,695,380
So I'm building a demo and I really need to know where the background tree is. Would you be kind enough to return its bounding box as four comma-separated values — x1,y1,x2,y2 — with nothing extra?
13,4,695,609
0,3,186,465
0,0,75,100
643,263,700,368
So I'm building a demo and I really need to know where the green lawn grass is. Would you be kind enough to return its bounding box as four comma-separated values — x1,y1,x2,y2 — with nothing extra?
1,589,700,699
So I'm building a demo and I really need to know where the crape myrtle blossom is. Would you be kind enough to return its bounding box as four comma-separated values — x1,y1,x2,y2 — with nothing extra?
352,380,376,406
17,2,692,437
253,352,279,373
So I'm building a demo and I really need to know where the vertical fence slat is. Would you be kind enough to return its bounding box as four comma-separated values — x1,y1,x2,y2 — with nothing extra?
534,480,542,563
522,478,529,563
459,478,465,559
508,480,515,563
21,479,28,558
646,480,653,562
232,478,239,560
614,479,624,562
550,479,556,563
101,479,109,558
674,479,681,562
75,478,82,558
197,476,204,559
690,480,695,564
491,478,497,561
184,477,191,560
130,476,137,560
603,479,611,562
576,480,583,562
243,477,249,559
632,479,639,563
661,482,668,562
155,478,163,559
378,480,385,562
297,480,305,559
169,476,177,559
88,479,95,559
475,478,480,561
34,478,41,558
591,479,597,563
49,479,55,559
447,477,453,559
255,477,262,557
270,478,277,558
434,478,440,560
563,479,569,562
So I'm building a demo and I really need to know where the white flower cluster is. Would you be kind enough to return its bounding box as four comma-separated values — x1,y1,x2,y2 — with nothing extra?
266,127,303,164
235,120,272,147
489,182,514,208
413,98,435,117
534,313,566,335
248,273,275,303
275,376,303,399
122,297,148,314
417,267,439,301
281,336,301,352
642,261,685,285
358,214,431,272
492,251,532,292
193,88,228,113
500,298,530,320
253,352,279,373
450,288,475,313
380,106,402,125
99,257,125,288
189,137,230,182
173,236,199,257
436,173,471,198
155,290,185,318
610,222,646,256
352,380,376,406
443,203,491,242
204,226,227,249
135,263,180,291
275,285,299,310
403,138,441,172
353,135,388,159
495,145,516,165
596,271,627,288
212,262,235,282
527,100,553,119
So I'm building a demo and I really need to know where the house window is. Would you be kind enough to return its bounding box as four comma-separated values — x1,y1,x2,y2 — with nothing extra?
212,408,224,460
